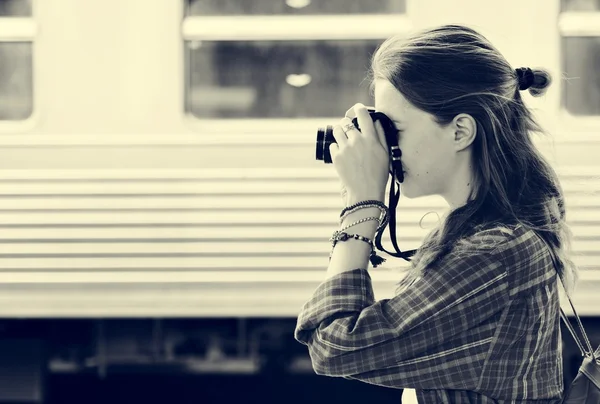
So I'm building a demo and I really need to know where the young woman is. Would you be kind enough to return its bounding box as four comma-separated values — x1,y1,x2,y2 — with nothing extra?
295,24,577,403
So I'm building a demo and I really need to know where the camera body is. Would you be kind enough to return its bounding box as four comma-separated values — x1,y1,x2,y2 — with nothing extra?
315,107,405,183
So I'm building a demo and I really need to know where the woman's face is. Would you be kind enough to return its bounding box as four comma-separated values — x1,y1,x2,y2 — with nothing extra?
374,79,458,199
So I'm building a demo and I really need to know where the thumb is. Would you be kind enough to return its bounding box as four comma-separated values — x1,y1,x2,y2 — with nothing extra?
328,142,339,163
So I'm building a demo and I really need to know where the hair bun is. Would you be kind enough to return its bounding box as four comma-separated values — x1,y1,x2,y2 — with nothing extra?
516,67,535,91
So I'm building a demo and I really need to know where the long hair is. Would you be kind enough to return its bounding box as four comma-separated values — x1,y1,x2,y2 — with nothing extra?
368,24,578,296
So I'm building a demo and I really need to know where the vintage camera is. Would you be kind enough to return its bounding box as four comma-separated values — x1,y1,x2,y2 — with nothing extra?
315,107,405,183
314,107,415,262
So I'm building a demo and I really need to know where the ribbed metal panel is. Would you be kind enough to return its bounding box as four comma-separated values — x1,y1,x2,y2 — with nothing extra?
0,168,597,317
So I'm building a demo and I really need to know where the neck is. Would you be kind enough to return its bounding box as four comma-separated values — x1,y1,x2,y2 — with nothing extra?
441,158,475,210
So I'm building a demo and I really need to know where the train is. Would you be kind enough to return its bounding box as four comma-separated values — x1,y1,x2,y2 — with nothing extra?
0,0,598,402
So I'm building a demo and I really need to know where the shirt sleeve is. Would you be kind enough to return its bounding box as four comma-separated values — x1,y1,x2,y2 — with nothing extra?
294,241,510,391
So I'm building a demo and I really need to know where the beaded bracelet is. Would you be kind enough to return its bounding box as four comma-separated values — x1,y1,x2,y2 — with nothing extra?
329,200,391,268
339,216,380,233
328,231,385,268
340,199,388,219
340,200,389,224
340,200,389,233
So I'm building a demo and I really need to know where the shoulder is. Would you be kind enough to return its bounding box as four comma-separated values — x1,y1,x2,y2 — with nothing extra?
455,223,540,256
476,224,549,268
437,223,540,280
445,223,522,265
417,224,550,290
419,224,518,283
463,224,555,296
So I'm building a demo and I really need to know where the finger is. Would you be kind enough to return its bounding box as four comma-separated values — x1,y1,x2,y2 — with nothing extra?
331,124,348,148
354,103,376,139
344,104,357,119
329,142,339,163
339,117,359,138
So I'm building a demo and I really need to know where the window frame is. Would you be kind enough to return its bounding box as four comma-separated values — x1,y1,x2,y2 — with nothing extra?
181,4,413,135
0,2,37,133
557,8,600,131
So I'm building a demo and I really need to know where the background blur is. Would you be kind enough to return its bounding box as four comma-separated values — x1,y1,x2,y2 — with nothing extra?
0,0,599,403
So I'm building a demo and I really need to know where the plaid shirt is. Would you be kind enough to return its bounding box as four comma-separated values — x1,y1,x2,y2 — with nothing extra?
295,225,564,403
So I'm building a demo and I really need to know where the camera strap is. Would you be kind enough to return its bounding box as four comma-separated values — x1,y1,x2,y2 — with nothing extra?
372,114,417,262
349,110,417,263
373,168,417,262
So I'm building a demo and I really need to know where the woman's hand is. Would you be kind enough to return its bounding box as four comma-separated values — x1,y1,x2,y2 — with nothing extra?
330,103,390,207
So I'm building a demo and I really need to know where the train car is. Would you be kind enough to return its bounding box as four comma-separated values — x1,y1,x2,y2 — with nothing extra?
0,0,598,402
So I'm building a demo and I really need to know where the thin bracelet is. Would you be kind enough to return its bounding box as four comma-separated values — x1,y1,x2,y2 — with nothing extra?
340,199,387,218
339,216,380,232
340,204,387,224
341,207,389,233
340,204,389,230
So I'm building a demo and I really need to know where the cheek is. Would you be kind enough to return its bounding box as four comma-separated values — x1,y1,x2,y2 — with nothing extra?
399,135,425,167
401,134,444,177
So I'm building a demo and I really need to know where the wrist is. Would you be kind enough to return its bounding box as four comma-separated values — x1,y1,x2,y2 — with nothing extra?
346,194,385,208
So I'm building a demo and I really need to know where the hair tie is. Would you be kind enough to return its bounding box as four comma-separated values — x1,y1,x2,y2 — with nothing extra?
515,67,535,91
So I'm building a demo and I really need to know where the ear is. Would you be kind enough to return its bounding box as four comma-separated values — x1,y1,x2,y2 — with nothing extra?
452,113,477,151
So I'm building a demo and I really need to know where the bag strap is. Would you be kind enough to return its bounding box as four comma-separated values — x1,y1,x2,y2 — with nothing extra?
559,307,590,358
542,236,595,358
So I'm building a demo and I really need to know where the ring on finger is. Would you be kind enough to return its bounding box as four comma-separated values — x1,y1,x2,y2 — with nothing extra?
342,123,356,132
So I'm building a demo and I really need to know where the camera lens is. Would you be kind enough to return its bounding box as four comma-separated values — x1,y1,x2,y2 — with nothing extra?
316,128,324,161
315,125,335,164
314,109,406,182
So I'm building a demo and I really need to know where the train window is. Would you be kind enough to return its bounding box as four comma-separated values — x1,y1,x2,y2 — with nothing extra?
561,0,600,11
185,40,379,119
560,0,600,115
0,0,31,16
0,43,32,120
562,37,600,116
0,0,34,121
186,0,406,16
183,0,409,120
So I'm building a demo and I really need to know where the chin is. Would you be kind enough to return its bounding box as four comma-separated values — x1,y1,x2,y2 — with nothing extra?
399,187,417,199
397,179,427,199
396,181,414,199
